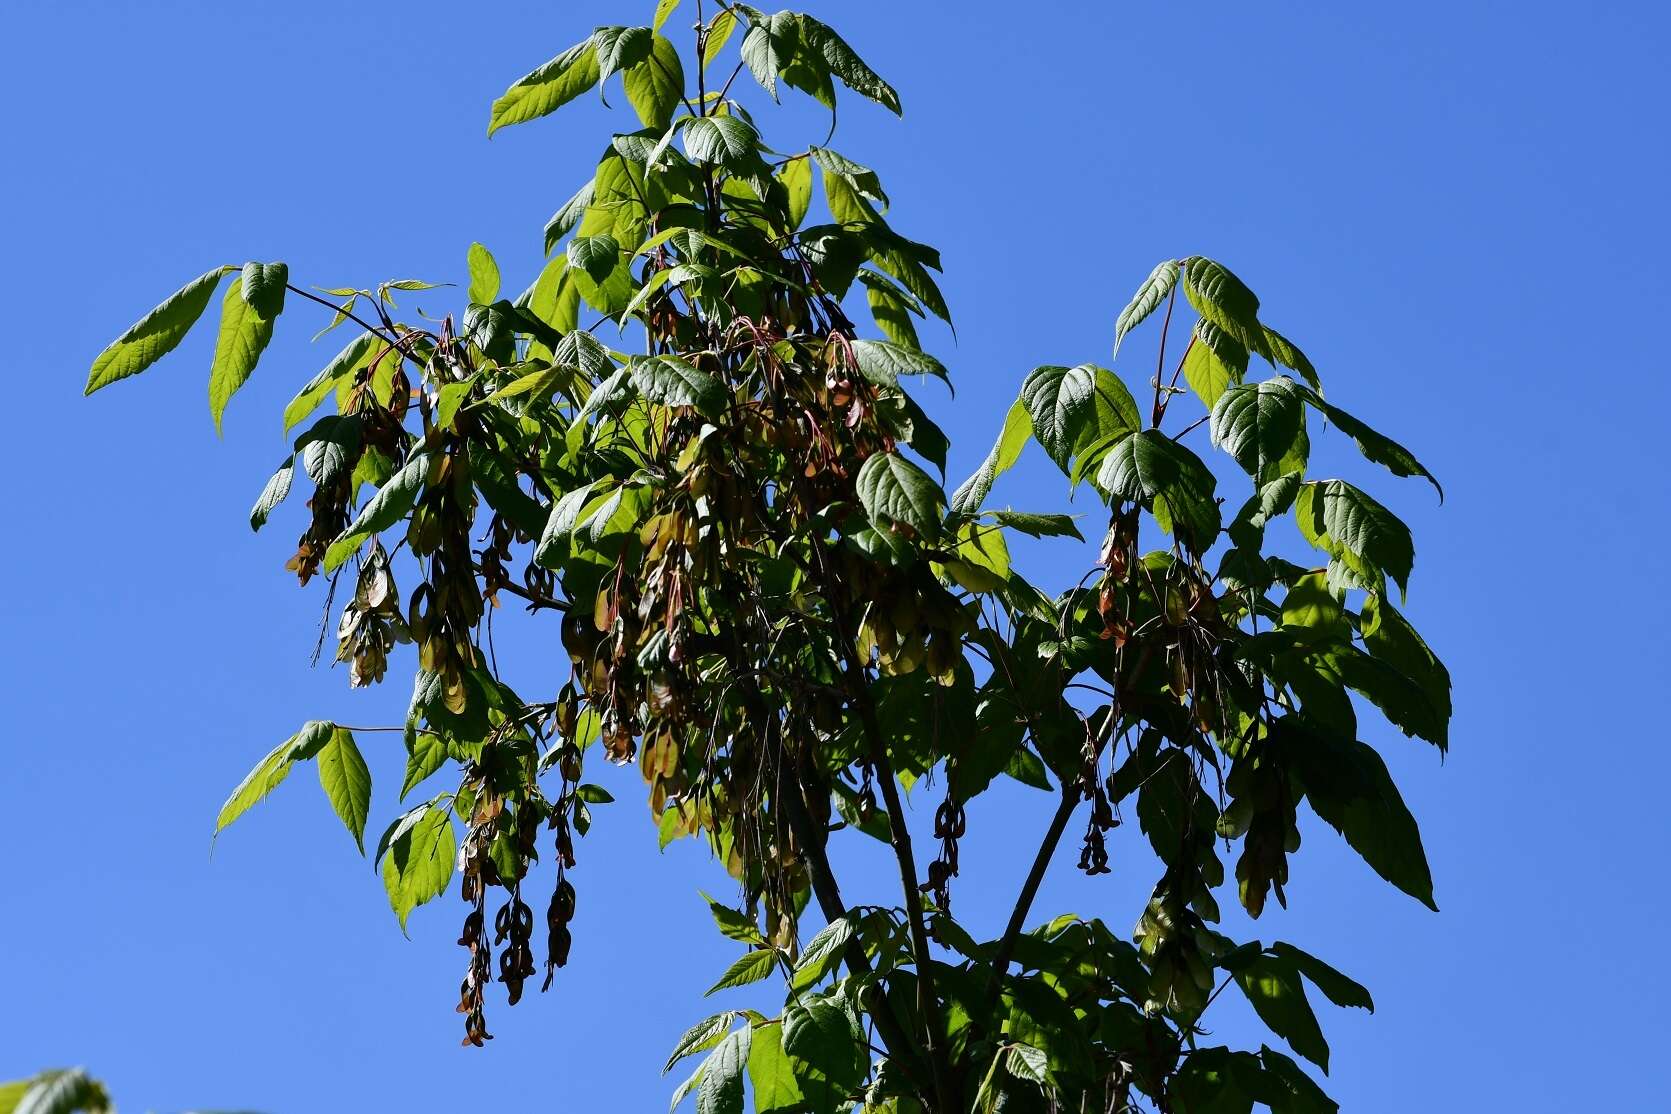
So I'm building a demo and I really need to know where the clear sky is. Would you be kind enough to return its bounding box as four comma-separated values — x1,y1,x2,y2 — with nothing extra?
4,1,1667,1110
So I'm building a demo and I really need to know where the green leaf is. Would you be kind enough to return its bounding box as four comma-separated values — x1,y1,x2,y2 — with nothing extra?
695,1025,751,1114
1267,942,1373,1012
1260,1047,1339,1114
810,145,887,206
240,259,288,316
849,338,946,388
703,10,738,67
209,264,287,432
778,157,812,228
593,25,653,81
1113,259,1179,357
215,720,333,836
1303,390,1442,500
488,40,601,135
283,330,380,433
796,13,900,113
325,451,430,572
705,948,778,995
1184,256,1263,350
8,1069,111,1114
1361,592,1452,728
466,242,501,304
1212,376,1304,477
1020,364,1140,473
682,114,759,165
665,1011,739,1073
857,451,944,539
1260,325,1323,393
317,726,372,852
1184,318,1249,408
951,399,1031,516
296,413,362,486
747,1021,805,1113
987,510,1084,540
790,915,853,991
378,801,456,930
1279,572,1348,644
702,893,766,944
567,233,621,283
1281,723,1436,909
630,354,726,417
84,266,233,395
653,0,681,31
1233,954,1330,1071
400,730,447,800
782,993,867,1102
1296,480,1415,596
626,31,687,131
1096,430,1220,548
249,457,294,532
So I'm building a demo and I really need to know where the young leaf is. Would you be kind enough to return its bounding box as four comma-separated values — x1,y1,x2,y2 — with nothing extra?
653,0,681,31
317,726,372,852
84,265,234,395
857,452,944,539
466,242,501,304
208,264,287,432
1113,259,1179,357
488,41,600,135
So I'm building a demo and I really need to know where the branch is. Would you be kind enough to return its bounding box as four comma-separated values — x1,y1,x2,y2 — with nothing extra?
812,537,958,1114
984,783,1081,998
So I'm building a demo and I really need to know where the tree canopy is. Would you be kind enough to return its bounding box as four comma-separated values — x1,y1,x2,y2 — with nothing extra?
80,3,1450,1111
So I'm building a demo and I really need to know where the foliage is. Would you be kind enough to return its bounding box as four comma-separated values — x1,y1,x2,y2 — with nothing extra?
85,3,1450,1110
0,1070,111,1114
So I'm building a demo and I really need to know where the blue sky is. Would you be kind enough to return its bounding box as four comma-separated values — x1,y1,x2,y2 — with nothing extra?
4,0,1667,1109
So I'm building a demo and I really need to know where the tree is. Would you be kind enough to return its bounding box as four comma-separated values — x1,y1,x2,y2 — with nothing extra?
83,3,1450,1110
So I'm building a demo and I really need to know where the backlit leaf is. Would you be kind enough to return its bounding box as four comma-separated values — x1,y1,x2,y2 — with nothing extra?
488,41,600,135
84,266,233,395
